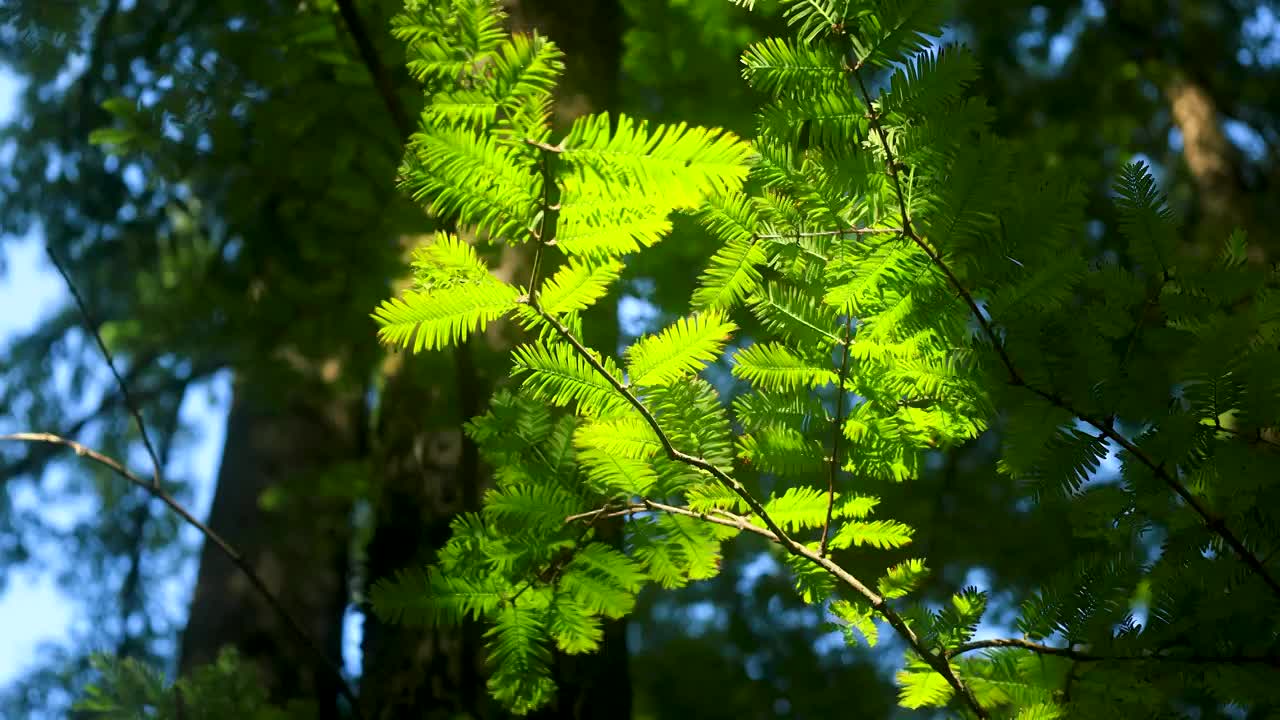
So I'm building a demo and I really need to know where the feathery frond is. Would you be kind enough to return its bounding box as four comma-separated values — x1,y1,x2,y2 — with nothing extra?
373,280,521,352
625,312,738,387
510,342,630,416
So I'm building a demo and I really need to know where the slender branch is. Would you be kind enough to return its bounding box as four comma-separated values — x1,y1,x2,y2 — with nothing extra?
2,433,362,711
1216,423,1280,451
849,67,1280,603
529,306,799,551
47,249,163,489
565,496,983,713
756,226,903,240
0,352,205,485
567,501,778,541
335,0,412,139
820,314,855,556
526,145,562,299
528,201,984,711
38,253,364,715
524,138,565,154
945,637,1280,667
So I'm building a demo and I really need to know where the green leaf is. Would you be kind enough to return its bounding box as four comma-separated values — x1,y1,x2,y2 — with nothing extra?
831,599,879,647
740,37,846,97
574,417,663,460
562,112,755,207
370,567,504,627
693,193,768,309
738,426,826,477
485,605,556,714
626,312,737,387
877,558,928,599
484,484,581,532
829,519,915,551
556,182,677,257
561,542,647,619
511,342,630,416
373,280,521,352
731,342,838,390
1113,161,1177,275
878,45,979,118
578,447,659,496
849,0,947,69
895,664,955,709
537,258,624,316
749,283,843,349
547,595,603,654
400,127,540,240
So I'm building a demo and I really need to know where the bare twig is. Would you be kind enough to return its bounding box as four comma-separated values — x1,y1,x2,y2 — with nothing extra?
564,495,984,713
1,433,362,712
820,314,854,557
756,226,903,240
47,249,164,489
945,637,1280,667
849,66,1280,603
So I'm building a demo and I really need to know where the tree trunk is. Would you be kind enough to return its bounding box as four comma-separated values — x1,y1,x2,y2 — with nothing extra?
1163,74,1259,256
180,373,362,718
359,344,493,720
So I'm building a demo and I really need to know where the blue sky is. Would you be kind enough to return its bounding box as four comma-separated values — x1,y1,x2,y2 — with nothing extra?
0,67,72,685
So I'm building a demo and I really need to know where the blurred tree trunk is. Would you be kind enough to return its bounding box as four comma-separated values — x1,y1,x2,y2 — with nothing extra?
1163,73,1259,257
180,371,363,718
358,273,497,719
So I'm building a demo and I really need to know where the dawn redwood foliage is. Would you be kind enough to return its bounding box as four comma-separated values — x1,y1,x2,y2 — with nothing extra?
79,0,1280,717
355,0,1280,716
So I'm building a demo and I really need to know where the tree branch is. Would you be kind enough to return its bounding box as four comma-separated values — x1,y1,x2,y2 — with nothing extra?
849,66,1280,604
0,433,362,712
564,496,984,714
820,314,854,557
335,0,412,139
945,637,1280,667
756,226,903,240
47,249,163,489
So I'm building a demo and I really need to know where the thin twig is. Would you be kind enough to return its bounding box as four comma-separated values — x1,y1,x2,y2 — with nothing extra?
564,495,984,711
335,0,412,139
849,66,1280,603
756,226,903,240
820,314,854,557
47,249,163,489
945,637,1280,667
1,433,362,711
839,69,988,718
526,145,562,299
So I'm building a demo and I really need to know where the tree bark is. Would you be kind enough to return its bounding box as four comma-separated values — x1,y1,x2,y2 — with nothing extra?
359,345,493,720
1164,74,1256,255
180,372,362,718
